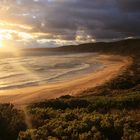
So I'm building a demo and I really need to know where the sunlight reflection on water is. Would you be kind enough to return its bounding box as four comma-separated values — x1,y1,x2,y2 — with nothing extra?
0,53,103,90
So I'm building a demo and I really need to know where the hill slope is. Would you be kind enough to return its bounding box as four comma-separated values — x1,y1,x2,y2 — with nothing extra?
26,38,140,56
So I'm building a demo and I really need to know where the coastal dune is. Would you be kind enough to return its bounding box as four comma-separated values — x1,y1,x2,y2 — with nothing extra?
0,53,130,106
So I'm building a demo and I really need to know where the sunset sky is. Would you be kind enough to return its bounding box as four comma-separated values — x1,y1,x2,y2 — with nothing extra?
0,0,140,48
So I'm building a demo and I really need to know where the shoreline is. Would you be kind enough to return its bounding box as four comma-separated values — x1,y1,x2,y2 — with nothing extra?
0,54,131,106
0,53,100,90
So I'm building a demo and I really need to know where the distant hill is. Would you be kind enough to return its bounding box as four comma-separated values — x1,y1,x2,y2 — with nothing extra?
25,38,140,56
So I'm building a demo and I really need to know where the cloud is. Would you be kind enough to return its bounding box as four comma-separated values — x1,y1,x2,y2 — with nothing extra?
0,0,140,47
118,0,140,12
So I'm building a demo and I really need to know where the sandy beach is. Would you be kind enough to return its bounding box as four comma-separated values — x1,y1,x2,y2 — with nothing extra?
0,54,131,106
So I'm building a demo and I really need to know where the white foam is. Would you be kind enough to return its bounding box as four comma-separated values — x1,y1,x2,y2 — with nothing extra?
0,53,103,90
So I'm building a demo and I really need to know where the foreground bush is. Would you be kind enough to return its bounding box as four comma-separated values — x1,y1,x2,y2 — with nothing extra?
18,109,140,140
0,92,139,140
0,104,27,140
18,93,140,140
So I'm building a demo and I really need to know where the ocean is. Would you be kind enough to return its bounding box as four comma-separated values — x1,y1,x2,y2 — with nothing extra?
0,52,103,90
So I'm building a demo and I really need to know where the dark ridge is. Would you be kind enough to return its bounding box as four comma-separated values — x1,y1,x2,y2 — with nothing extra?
24,38,140,56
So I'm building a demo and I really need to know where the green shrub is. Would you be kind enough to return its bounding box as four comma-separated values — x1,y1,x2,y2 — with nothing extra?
0,104,27,140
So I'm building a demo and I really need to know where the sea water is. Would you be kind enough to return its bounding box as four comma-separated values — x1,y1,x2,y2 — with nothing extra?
0,52,103,90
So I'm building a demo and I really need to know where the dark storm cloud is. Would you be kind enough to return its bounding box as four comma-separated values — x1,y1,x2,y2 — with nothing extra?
31,0,140,40
118,0,140,12
1,0,140,44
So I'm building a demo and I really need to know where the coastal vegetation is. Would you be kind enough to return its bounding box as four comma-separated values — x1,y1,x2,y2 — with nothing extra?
0,92,139,140
0,104,26,140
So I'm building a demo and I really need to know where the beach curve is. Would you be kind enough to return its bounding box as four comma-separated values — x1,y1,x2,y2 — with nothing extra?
0,54,131,107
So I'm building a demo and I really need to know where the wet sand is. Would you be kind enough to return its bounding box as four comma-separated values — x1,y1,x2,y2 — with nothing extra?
0,54,131,106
